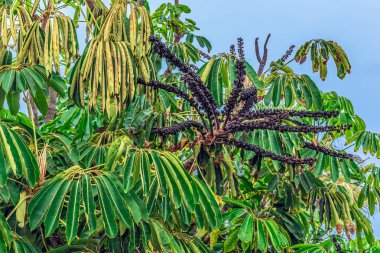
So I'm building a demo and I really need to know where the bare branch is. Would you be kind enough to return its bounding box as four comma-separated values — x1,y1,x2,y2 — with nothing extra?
255,34,271,75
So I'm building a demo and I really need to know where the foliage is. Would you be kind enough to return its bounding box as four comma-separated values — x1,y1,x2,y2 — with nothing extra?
0,0,379,252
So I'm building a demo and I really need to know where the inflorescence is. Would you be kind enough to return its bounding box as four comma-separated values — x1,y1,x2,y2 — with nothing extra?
137,36,355,165
153,121,205,136
280,45,296,62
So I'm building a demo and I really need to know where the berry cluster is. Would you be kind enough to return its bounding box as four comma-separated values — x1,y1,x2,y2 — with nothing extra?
199,50,211,60
237,37,245,60
153,121,204,137
221,138,316,165
137,78,202,117
280,45,295,62
304,142,354,160
138,36,355,166
230,44,236,55
242,109,339,119
238,87,258,116
222,58,246,125
228,123,351,134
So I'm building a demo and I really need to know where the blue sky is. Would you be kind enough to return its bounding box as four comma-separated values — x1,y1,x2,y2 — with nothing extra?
149,0,380,236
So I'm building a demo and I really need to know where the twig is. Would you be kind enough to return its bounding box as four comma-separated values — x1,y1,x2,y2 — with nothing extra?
255,34,271,75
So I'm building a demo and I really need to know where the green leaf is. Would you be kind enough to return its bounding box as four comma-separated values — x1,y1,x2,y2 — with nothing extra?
358,185,368,208
0,146,6,186
194,178,222,230
224,228,239,252
340,160,351,182
28,178,65,230
45,180,71,237
209,58,223,106
256,219,267,251
238,213,254,244
245,61,264,89
65,180,81,244
0,212,12,249
6,90,20,115
101,173,133,228
272,77,282,107
95,177,118,238
314,154,325,176
140,151,151,196
302,75,322,110
330,157,339,182
265,219,281,248
82,174,97,234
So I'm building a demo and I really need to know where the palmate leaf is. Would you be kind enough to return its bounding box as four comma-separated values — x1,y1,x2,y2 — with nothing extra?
169,41,200,64
0,65,66,115
263,73,323,110
224,207,290,252
295,39,351,80
10,235,41,253
106,142,222,231
0,123,39,187
308,185,376,245
27,166,148,244
346,130,380,158
357,165,380,216
149,219,210,253
310,152,359,182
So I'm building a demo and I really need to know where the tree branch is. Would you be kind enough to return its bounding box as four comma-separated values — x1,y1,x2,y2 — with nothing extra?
255,33,271,75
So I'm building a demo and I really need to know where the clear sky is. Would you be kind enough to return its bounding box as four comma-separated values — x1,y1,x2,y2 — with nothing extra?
149,0,380,237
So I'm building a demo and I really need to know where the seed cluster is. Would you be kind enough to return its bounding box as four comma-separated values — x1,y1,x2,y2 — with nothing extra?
227,120,350,134
199,50,211,60
243,109,339,119
223,58,246,124
280,45,295,62
138,78,202,116
140,36,355,167
304,142,355,160
237,37,245,61
221,138,316,165
239,87,258,116
154,121,204,137
230,44,236,55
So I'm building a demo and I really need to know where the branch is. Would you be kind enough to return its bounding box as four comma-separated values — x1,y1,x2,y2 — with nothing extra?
226,121,351,134
221,138,316,165
255,34,271,75
280,45,295,62
27,92,39,128
304,142,355,160
153,121,205,137
45,88,57,123
240,109,339,120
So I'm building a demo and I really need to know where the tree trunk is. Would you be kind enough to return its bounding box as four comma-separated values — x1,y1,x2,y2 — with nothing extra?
28,92,40,128
45,88,57,122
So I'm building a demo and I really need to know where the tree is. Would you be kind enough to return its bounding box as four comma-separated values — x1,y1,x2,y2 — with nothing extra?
0,0,379,252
